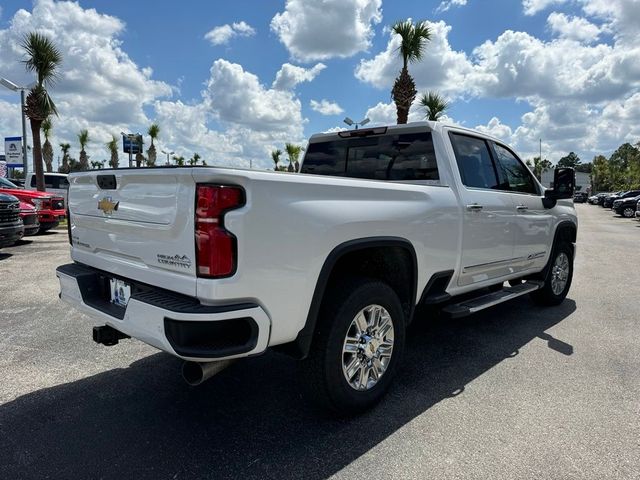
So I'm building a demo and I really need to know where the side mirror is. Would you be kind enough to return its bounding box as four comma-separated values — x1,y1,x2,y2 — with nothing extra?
543,167,575,208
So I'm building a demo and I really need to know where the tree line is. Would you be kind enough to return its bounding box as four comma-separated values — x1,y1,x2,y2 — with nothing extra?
523,143,640,192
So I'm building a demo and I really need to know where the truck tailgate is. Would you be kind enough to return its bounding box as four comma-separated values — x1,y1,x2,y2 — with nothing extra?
68,169,198,296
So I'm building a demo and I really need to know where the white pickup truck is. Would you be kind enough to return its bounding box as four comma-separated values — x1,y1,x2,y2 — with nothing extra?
57,122,577,413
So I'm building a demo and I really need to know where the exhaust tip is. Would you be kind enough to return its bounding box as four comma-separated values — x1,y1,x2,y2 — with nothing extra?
182,359,235,386
182,361,206,386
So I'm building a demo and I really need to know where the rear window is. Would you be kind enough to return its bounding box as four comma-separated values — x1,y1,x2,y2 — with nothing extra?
30,175,69,189
301,131,439,182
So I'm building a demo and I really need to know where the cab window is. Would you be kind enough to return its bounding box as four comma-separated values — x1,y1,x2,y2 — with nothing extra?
450,133,500,190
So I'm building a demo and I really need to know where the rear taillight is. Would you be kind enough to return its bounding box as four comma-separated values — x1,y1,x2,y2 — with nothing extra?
195,185,245,278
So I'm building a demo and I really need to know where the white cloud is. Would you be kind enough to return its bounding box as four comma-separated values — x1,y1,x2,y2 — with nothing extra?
547,12,601,42
581,0,640,43
0,0,172,164
204,21,256,46
474,117,515,143
272,62,326,90
270,0,382,61
199,59,307,167
204,59,304,134
435,0,468,13
364,101,424,126
309,99,344,115
153,101,243,164
522,0,568,16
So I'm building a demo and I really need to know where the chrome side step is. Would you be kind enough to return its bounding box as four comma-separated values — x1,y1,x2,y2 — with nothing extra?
442,281,543,318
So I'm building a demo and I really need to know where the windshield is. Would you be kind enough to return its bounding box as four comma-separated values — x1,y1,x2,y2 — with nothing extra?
0,177,19,188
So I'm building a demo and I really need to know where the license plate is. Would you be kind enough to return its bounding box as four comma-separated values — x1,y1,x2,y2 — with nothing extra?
109,278,131,308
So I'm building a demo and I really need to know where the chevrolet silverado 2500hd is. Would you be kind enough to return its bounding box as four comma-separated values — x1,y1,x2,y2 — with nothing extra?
56,121,577,413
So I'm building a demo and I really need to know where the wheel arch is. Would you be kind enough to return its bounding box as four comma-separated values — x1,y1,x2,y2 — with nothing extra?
540,220,577,278
279,237,418,359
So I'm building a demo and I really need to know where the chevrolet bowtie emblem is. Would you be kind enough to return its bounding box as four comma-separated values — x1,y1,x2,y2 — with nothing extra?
97,196,119,215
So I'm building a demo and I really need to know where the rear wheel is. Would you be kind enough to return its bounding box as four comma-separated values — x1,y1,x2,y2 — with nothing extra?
300,277,406,415
530,243,573,306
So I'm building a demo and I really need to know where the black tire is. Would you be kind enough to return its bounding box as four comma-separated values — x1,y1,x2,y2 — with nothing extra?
299,277,406,415
488,283,504,292
508,279,524,287
530,242,573,306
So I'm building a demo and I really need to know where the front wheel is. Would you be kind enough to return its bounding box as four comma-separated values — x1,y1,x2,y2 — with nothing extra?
299,277,406,415
623,207,635,218
530,243,574,306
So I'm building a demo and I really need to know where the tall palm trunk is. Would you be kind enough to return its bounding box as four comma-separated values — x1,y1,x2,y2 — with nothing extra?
43,138,53,172
392,66,417,125
79,149,88,170
147,144,156,166
29,118,45,191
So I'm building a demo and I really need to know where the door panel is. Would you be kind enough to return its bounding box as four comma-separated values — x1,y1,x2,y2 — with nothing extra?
458,189,516,286
510,194,553,271
449,133,517,286
490,142,553,272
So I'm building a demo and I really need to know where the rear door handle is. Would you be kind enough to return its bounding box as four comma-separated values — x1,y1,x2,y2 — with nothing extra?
466,204,483,211
516,205,529,211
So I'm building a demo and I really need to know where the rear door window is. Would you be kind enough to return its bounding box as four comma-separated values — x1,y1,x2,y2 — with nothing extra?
450,133,500,190
302,131,439,182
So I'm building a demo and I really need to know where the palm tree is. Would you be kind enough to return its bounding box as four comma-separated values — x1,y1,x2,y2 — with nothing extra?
188,152,201,165
22,32,62,191
419,91,449,121
285,143,303,172
147,123,159,166
526,156,553,180
271,149,282,171
77,129,89,170
41,117,54,172
391,20,431,124
135,151,145,167
106,135,119,169
59,142,70,173
172,155,185,166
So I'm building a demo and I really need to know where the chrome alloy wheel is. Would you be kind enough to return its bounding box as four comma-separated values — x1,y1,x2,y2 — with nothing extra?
623,207,635,218
341,304,394,391
551,252,570,295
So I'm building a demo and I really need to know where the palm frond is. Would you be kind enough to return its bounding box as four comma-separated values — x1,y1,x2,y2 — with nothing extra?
78,129,90,149
392,20,431,67
419,91,449,121
21,32,62,87
41,116,52,138
148,123,160,140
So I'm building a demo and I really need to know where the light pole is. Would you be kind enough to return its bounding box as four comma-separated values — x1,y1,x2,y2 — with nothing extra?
161,150,174,165
343,116,370,130
0,77,29,178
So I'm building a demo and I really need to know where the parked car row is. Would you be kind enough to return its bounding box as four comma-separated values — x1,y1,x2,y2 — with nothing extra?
0,177,66,233
587,189,640,220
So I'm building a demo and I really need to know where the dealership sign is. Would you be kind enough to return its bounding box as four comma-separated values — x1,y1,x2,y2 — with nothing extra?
4,136,23,165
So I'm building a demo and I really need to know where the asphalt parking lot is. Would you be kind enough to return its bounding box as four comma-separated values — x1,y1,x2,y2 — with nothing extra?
1,204,639,480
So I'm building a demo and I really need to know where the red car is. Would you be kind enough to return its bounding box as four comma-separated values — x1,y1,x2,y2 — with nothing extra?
0,177,65,232
19,200,40,236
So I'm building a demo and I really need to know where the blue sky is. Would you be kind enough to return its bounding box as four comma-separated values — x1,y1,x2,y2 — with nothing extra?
0,0,638,168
